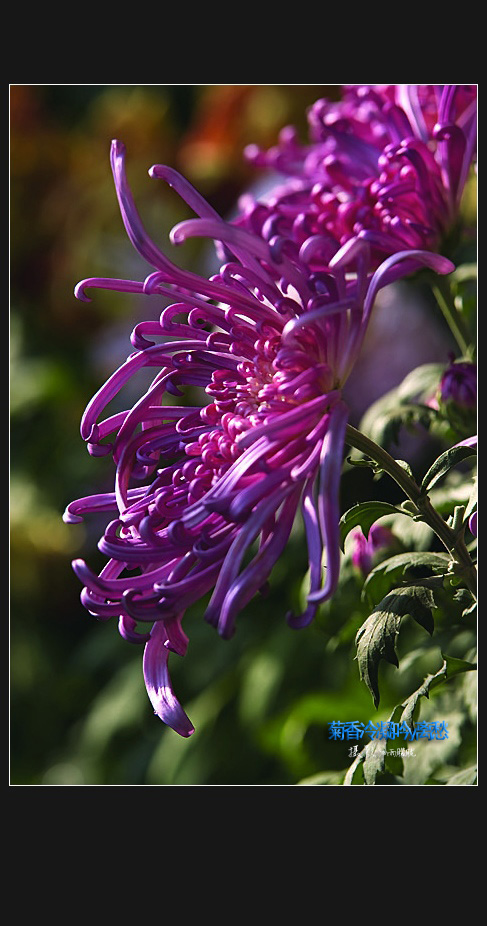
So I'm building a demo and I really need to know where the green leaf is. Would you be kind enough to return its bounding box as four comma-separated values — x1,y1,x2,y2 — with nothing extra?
353,652,480,785
428,469,473,515
339,500,412,553
344,705,404,786
346,455,414,481
400,663,445,729
362,551,450,606
396,363,445,401
378,512,433,551
399,653,477,729
362,704,404,784
421,445,477,495
355,585,437,708
297,770,346,786
343,750,365,786
442,652,477,679
445,766,477,786
346,455,381,471
383,748,404,779
401,709,465,785
462,667,477,724
360,395,440,448
464,476,477,520
362,737,389,785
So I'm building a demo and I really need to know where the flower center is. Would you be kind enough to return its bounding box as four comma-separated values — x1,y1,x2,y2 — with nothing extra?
182,328,335,483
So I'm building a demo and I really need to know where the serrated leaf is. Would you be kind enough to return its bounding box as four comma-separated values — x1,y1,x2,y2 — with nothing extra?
382,704,405,779
343,750,365,786
406,588,437,635
339,500,411,553
361,396,440,448
348,705,404,786
372,551,450,573
401,709,464,785
400,661,447,729
399,653,477,729
355,585,437,708
362,551,450,606
362,737,389,785
421,445,477,495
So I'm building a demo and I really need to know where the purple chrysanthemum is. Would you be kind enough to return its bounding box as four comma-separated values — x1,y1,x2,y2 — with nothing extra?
351,523,396,576
238,84,477,270
439,357,477,409
64,140,453,736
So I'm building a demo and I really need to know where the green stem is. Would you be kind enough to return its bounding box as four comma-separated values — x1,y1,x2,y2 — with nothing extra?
432,276,471,357
345,424,477,597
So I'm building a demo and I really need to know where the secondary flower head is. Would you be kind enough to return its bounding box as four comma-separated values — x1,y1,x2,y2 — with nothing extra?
65,140,453,736
238,84,477,271
351,523,396,575
439,357,477,408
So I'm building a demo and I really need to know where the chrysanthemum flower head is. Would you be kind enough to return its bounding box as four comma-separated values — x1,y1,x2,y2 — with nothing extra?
64,140,453,736
239,84,476,270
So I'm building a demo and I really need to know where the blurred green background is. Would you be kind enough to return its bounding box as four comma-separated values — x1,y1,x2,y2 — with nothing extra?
10,85,476,786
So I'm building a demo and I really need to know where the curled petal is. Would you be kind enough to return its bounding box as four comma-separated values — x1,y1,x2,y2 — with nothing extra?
214,485,302,639
287,476,323,628
363,249,455,323
143,621,194,736
308,400,349,604
150,164,222,221
164,615,189,656
204,483,296,632
118,614,151,644
75,277,145,302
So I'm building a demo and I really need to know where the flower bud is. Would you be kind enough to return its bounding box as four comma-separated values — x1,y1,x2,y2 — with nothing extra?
439,360,476,409
351,523,396,576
